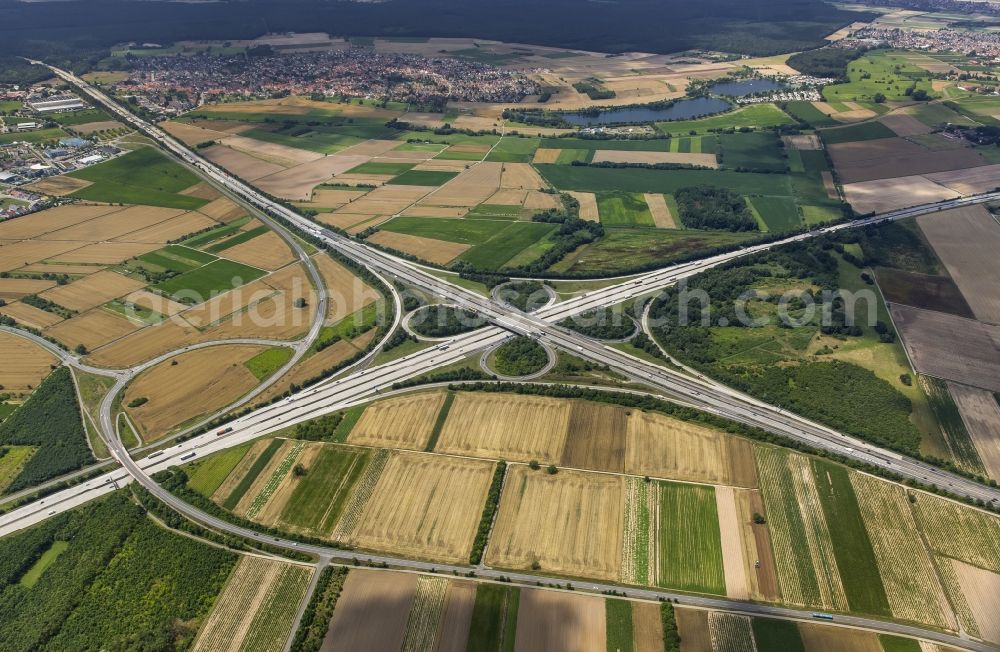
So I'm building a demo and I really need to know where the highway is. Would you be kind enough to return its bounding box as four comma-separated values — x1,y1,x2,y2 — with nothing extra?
6,61,997,650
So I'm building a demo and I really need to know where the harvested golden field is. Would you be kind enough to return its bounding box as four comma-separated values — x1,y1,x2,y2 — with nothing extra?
309,188,367,207
88,319,201,367
436,393,571,464
0,301,64,329
487,465,623,580
19,263,102,275
918,205,1000,324
533,148,561,164
221,134,322,166
715,486,750,601
181,182,221,201
0,204,120,240
513,588,605,652
567,191,600,221
367,231,469,264
252,338,363,405
192,556,311,652
828,137,985,184
798,623,882,652
180,277,280,328
0,278,55,300
948,382,1000,480
522,190,560,211
926,163,1000,195
123,344,265,439
674,608,711,652
332,173,394,185
0,240,88,272
198,197,246,222
39,270,144,312
420,162,502,207
23,175,92,196
163,120,229,146
850,473,950,628
314,211,379,231
323,569,417,652
645,193,678,228
312,253,379,323
347,392,447,450
560,400,627,473
950,560,1000,644
39,205,185,241
202,145,285,181
500,163,546,189
45,308,143,351
633,602,665,652
50,241,159,265
219,231,296,270
624,411,757,487
255,155,369,200
344,452,493,563
72,120,123,135
413,160,471,172
592,150,719,168
0,332,56,392
842,175,959,214
911,492,1000,572
821,171,838,199
891,304,1000,393
115,211,215,244
338,139,401,157
123,289,188,316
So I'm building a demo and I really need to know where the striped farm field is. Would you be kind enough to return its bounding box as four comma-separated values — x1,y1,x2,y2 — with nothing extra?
346,391,447,451
755,447,835,609
708,612,756,652
192,556,312,652
244,440,305,520
338,451,494,563
275,444,371,536
332,448,390,541
850,473,949,627
911,493,1000,572
620,476,652,586
653,481,726,595
213,438,284,509
400,576,450,652
487,465,623,581
467,583,520,652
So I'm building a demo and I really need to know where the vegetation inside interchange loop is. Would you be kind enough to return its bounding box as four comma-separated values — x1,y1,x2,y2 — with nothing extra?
409,304,487,338
490,336,549,377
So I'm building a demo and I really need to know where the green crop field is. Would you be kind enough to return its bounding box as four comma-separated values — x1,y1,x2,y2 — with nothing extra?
748,196,800,232
0,127,67,145
655,103,793,135
485,137,540,162
68,147,209,209
784,101,839,128
540,137,671,151
605,599,634,652
187,443,252,497
721,132,787,172
134,245,217,275
467,583,520,652
152,259,266,300
435,149,485,161
819,121,896,145
181,218,252,249
221,439,284,510
389,170,460,186
911,102,977,128
458,222,557,269
242,127,366,154
48,109,112,127
751,618,804,652
811,460,890,615
879,635,922,652
468,204,522,218
347,161,416,175
380,216,511,245
244,347,294,380
654,481,725,594
205,225,269,253
596,191,655,227
536,165,791,196
278,445,371,534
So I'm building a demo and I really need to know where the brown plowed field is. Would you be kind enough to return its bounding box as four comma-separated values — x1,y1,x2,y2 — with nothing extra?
436,393,571,464
201,146,285,181
925,163,1000,195
949,382,1000,480
560,401,627,473
347,391,447,450
367,231,469,265
633,602,665,652
918,205,1000,324
674,608,712,652
39,270,145,312
23,175,93,196
740,490,779,601
438,581,476,652
123,344,265,439
798,623,882,652
487,465,623,580
255,155,370,200
321,570,417,652
842,175,959,214
0,332,56,392
512,588,605,652
162,120,229,146
828,137,985,184
891,304,1000,392
221,134,322,166
345,452,493,562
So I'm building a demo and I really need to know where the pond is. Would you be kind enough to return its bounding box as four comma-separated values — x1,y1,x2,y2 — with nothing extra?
557,96,731,126
707,78,787,97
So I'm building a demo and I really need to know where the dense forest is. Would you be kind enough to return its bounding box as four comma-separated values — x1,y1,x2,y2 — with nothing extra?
0,0,872,71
